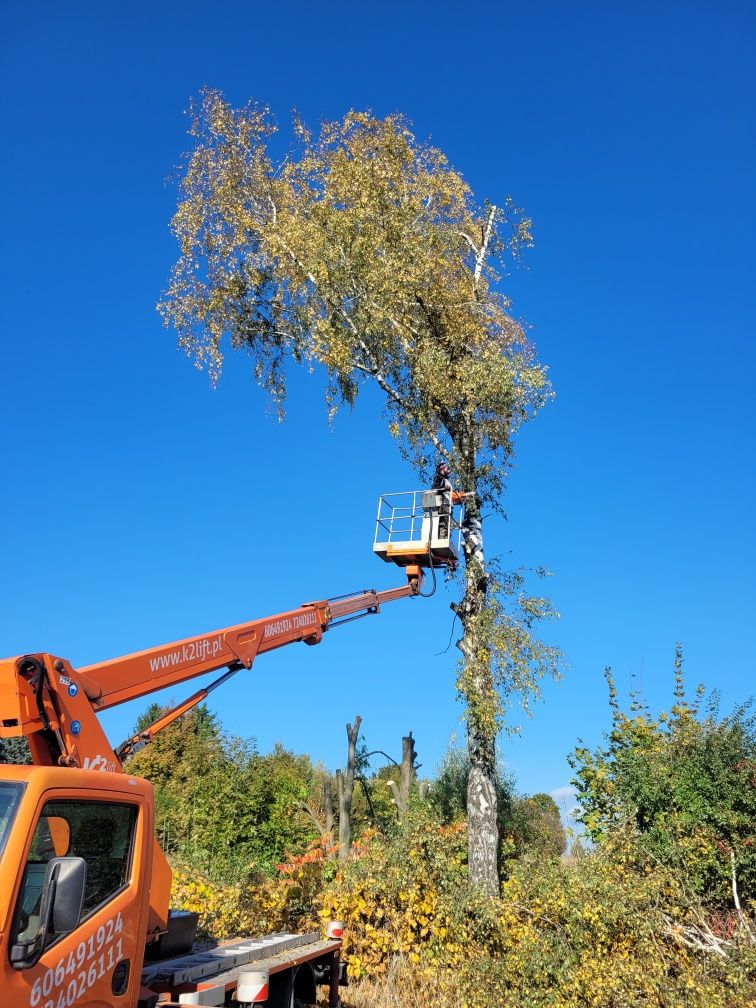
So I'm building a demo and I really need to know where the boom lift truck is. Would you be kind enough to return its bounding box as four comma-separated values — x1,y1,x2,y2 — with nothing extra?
0,491,460,1008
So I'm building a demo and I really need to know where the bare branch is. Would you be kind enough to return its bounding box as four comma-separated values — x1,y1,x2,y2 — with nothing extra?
386,779,400,810
731,850,742,916
662,913,732,958
730,850,755,943
297,800,327,836
457,230,479,257
364,749,400,767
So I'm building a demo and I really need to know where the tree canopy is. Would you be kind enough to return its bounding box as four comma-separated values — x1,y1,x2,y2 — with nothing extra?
159,89,549,497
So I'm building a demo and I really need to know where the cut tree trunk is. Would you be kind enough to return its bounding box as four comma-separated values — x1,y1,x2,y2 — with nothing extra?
399,732,416,816
387,732,416,820
337,715,361,862
323,777,335,837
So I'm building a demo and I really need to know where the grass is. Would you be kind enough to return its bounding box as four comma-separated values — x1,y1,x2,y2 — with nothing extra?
319,958,460,1008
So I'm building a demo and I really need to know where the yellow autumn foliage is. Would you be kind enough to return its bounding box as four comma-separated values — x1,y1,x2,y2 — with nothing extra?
322,818,755,1008
169,864,281,940
169,814,756,1008
169,837,332,940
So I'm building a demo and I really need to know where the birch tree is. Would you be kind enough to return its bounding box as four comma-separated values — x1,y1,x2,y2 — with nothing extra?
159,90,562,895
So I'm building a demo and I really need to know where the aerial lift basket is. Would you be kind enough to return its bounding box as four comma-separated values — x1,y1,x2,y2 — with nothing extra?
373,490,460,569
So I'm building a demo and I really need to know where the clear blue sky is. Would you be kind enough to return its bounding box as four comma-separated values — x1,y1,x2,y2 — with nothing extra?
1,2,754,810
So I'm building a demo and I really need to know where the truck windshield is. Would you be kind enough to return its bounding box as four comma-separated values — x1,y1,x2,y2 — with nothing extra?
0,782,25,857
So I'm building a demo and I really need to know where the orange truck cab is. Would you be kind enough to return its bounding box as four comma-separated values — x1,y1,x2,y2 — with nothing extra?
0,765,154,1007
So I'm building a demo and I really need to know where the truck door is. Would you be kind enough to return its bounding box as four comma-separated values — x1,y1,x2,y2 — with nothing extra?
5,787,151,1008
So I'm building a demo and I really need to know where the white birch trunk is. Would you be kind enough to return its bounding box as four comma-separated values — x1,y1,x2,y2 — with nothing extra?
457,466,500,897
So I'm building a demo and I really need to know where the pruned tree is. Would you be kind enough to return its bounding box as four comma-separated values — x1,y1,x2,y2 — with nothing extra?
322,775,335,838
386,731,418,819
400,731,417,816
160,90,562,894
337,715,361,862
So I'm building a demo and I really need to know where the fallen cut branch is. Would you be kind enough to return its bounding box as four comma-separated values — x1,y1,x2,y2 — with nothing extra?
662,914,731,958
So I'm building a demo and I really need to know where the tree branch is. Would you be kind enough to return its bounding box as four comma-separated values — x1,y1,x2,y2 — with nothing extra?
473,205,498,292
272,235,451,458
351,346,448,458
457,230,479,258
364,749,400,767
297,800,327,836
730,850,754,943
352,358,404,409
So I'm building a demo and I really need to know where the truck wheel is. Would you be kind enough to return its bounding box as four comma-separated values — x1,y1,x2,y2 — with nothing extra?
291,961,317,1008
266,963,317,1008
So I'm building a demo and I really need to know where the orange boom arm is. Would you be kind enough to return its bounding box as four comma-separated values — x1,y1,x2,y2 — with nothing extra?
0,568,422,776
83,574,421,710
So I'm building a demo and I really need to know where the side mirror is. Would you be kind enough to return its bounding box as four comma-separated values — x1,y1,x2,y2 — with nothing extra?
48,856,87,933
10,857,87,969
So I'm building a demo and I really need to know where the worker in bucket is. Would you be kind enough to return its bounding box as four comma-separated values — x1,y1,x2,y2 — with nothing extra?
433,461,466,538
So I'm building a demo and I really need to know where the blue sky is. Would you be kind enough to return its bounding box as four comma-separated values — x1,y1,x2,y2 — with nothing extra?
1,2,754,808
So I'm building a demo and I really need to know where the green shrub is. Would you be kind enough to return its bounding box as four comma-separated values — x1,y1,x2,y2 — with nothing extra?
570,650,756,906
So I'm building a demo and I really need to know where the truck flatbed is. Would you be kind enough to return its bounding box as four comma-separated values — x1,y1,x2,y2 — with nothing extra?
141,932,341,1006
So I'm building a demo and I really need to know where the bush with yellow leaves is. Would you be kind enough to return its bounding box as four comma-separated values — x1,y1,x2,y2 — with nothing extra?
169,836,335,940
170,863,271,940
170,806,755,1008
488,829,755,1008
318,814,502,985
319,809,755,1008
